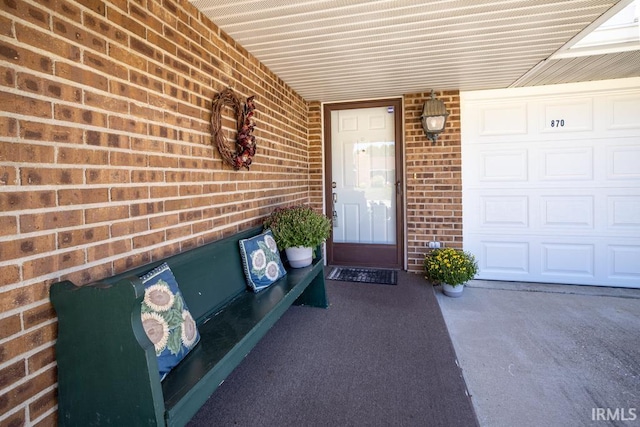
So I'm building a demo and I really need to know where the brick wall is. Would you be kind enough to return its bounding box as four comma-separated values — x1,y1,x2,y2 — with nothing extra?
404,91,463,273
0,0,313,424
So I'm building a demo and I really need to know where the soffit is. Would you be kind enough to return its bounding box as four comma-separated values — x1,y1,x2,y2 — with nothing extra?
190,0,635,102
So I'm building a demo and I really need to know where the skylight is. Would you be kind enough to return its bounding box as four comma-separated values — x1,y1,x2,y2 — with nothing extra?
552,0,639,59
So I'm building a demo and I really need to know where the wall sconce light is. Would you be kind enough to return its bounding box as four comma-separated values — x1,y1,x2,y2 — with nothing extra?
421,90,449,143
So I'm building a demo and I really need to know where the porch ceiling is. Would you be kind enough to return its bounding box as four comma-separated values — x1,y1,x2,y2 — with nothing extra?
190,0,640,102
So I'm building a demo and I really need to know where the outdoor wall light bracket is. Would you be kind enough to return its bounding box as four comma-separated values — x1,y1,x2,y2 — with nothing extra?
420,90,449,144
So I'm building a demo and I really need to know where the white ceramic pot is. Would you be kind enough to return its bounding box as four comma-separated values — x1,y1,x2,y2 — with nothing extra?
442,283,464,298
285,246,313,268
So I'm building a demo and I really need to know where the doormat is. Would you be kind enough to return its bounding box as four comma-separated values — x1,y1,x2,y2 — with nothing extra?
327,267,397,285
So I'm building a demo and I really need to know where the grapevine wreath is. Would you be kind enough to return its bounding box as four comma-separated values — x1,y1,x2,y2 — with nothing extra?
210,88,256,170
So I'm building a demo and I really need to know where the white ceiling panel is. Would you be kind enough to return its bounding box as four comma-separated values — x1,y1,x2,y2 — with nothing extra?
189,0,638,102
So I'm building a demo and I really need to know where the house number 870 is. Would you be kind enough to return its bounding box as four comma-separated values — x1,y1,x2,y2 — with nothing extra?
550,119,565,127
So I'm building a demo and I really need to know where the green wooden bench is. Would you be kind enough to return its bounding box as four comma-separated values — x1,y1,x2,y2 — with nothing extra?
50,226,328,426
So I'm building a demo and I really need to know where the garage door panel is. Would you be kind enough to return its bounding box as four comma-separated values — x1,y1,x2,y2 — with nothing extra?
608,145,640,179
541,243,595,278
462,79,640,288
477,240,530,275
540,98,593,133
478,150,528,181
541,196,594,229
606,95,640,130
481,196,529,228
609,245,640,280
608,196,640,229
479,103,528,136
539,147,594,181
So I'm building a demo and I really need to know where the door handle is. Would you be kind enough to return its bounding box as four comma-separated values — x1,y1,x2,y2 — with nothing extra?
333,192,338,203
395,180,402,196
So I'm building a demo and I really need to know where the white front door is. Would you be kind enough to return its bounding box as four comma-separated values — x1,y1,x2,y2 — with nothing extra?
324,99,403,268
462,78,640,288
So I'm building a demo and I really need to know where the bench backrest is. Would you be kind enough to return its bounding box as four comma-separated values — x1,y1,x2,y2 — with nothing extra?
102,226,262,322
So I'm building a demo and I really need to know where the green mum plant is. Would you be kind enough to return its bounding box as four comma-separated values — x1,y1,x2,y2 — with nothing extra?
424,247,478,287
263,205,332,252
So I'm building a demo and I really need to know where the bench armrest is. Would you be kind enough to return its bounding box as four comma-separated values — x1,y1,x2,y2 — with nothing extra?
51,279,166,426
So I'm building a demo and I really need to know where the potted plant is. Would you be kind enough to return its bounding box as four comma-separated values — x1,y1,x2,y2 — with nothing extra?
424,247,478,297
264,205,332,268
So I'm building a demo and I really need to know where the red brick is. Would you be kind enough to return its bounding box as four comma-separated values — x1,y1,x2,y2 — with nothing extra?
84,205,129,224
82,13,126,44
0,116,17,137
0,265,20,287
20,121,83,144
84,51,127,81
84,90,128,112
58,262,113,287
0,361,26,390
55,62,108,91
0,190,56,211
0,315,21,340
22,250,85,280
0,365,56,416
149,213,179,230
57,225,109,248
149,154,179,169
132,230,165,249
57,188,109,205
130,201,163,217
110,217,148,237
131,169,163,183
15,23,80,62
113,251,150,273
75,0,105,15
86,239,131,263
54,104,107,128
0,215,17,237
27,346,55,374
0,409,26,427
110,186,149,201
29,387,57,421
33,409,57,427
108,115,148,133
20,210,82,233
53,16,106,53
85,130,130,148
0,284,49,313
57,146,108,165
107,6,145,37
21,167,83,186
150,185,178,199
33,0,82,22
0,91,51,118
131,137,165,153
85,168,129,184
108,44,146,72
109,81,148,104
0,14,12,37
23,303,55,329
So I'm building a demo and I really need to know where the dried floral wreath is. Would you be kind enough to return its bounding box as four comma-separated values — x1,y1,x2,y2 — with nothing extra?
210,88,256,170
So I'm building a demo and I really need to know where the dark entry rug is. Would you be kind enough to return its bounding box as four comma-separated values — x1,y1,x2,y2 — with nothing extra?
188,270,478,427
326,266,398,285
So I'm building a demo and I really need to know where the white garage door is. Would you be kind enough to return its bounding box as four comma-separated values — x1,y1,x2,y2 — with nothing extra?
462,78,640,288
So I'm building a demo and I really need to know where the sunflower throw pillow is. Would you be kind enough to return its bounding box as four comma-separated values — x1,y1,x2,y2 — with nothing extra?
239,230,287,292
139,263,200,380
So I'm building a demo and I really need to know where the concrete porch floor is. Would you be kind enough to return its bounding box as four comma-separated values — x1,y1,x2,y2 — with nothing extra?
436,280,640,427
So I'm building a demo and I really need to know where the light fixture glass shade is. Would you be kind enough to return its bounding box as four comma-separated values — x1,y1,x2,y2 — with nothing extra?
420,90,449,143
424,115,446,131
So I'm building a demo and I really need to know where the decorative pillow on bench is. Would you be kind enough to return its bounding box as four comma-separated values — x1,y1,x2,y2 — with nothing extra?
239,230,287,292
139,262,200,380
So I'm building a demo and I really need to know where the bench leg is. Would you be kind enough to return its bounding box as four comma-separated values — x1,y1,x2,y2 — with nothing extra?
294,269,328,308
